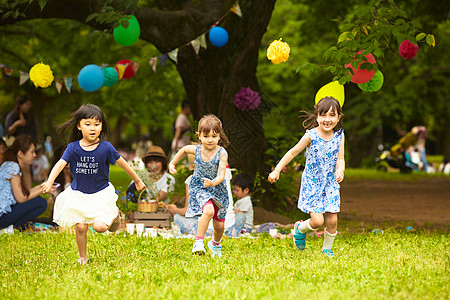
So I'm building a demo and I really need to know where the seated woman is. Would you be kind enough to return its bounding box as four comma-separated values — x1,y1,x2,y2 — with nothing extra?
0,135,54,233
127,145,175,204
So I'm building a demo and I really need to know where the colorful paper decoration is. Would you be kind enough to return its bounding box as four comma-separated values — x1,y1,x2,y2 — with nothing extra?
29,63,54,88
315,81,345,107
115,60,136,79
399,40,418,60
113,15,140,46
78,64,104,92
234,87,261,111
345,51,376,84
208,26,229,47
358,70,384,92
102,67,119,87
267,38,290,64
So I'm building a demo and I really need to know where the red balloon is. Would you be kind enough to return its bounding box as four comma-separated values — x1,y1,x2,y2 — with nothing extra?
345,51,376,84
115,59,136,79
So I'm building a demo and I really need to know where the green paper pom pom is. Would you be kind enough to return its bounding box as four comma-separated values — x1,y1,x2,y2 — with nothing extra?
102,67,119,87
358,70,384,92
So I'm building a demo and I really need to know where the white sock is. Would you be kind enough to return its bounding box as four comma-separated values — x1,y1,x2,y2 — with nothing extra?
322,228,337,250
297,219,318,233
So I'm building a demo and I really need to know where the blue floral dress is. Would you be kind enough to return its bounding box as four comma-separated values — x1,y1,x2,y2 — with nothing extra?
0,161,20,217
185,144,229,220
298,128,344,213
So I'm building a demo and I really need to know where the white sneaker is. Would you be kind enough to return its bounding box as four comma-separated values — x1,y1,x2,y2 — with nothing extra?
0,225,14,235
192,241,206,255
207,240,222,258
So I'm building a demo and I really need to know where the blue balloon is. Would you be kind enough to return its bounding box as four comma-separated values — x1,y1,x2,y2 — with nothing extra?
208,26,229,47
78,64,104,92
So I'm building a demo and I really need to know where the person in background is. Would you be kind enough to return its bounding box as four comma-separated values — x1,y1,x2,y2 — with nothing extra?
0,135,51,234
44,136,54,161
231,173,254,234
0,138,7,162
171,101,192,154
126,145,175,204
31,145,50,183
5,95,36,141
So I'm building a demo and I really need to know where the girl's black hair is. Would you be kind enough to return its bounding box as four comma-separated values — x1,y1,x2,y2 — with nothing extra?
58,104,108,144
301,97,343,133
1,134,36,197
197,114,230,148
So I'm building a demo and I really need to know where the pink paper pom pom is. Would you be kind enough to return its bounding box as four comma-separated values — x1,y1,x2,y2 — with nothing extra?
399,40,418,60
234,87,261,111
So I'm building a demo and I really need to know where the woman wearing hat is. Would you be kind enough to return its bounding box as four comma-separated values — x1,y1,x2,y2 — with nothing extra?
126,146,175,203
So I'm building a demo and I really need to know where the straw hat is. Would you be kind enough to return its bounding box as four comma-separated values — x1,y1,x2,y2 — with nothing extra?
141,145,168,164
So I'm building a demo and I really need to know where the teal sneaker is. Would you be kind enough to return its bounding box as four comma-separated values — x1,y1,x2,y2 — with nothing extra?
207,240,222,258
322,249,337,257
293,221,306,251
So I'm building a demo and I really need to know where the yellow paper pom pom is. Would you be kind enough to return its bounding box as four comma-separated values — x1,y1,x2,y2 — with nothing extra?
267,38,290,64
29,63,54,88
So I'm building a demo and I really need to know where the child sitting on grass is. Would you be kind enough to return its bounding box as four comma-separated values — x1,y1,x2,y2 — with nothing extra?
231,173,254,234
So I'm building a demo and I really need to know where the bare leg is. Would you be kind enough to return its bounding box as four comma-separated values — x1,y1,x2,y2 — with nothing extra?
324,212,338,234
196,203,214,237
75,223,88,258
212,219,224,242
309,212,325,229
93,221,108,233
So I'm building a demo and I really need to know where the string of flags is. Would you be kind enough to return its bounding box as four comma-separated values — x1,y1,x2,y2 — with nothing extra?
0,1,243,94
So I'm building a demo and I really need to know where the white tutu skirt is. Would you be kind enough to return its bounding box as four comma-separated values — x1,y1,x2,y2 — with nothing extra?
53,183,118,228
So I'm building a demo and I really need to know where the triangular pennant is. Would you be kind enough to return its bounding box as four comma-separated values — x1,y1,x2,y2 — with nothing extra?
191,39,201,55
116,64,126,80
148,57,157,73
100,63,108,69
168,49,179,64
158,54,168,68
4,67,13,77
132,62,140,74
64,77,73,93
230,2,243,17
199,34,207,49
19,71,29,86
55,79,63,94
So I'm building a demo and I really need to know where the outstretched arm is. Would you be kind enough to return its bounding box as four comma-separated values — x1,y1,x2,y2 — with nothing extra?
202,150,228,187
42,159,67,193
336,133,345,183
168,144,196,174
116,157,146,192
268,133,311,184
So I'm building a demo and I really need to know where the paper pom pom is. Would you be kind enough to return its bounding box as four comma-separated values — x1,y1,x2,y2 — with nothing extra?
29,63,54,88
234,87,261,111
399,40,418,60
115,60,136,79
102,67,119,87
344,51,376,84
358,70,384,92
267,38,290,64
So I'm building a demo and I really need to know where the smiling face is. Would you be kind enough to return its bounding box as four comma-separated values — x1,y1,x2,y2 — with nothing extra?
316,107,341,133
199,130,220,150
146,159,163,174
77,118,102,143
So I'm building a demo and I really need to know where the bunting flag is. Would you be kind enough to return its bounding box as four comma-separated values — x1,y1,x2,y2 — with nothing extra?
55,79,63,94
132,62,140,74
230,2,243,17
158,54,168,68
191,39,201,55
148,57,157,73
199,34,207,49
4,67,13,77
168,49,179,64
19,71,29,86
116,64,126,80
64,77,73,93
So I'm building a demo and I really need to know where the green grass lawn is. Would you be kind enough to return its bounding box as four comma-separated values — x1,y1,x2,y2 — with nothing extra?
0,227,448,299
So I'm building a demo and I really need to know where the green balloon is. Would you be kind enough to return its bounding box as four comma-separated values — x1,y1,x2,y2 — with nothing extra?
113,15,140,46
358,70,384,92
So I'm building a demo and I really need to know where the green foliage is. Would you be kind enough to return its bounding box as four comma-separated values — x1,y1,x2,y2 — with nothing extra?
0,227,448,298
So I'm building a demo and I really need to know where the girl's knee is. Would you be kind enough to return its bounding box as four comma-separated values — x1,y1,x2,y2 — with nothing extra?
76,223,88,233
310,214,324,227
202,205,215,218
93,222,108,233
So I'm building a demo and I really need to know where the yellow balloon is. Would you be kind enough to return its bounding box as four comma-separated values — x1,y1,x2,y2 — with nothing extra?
315,81,345,107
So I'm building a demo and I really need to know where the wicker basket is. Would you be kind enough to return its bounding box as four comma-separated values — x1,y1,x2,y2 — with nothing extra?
137,188,159,213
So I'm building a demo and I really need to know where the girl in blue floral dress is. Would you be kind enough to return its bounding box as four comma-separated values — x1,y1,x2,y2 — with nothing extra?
269,97,345,257
169,114,229,258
